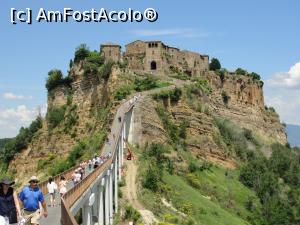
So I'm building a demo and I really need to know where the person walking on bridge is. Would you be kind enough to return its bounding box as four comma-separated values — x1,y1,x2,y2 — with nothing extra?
0,177,21,224
46,177,57,207
19,176,48,225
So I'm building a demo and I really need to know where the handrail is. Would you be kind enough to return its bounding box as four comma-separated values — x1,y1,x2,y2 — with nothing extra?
60,101,135,225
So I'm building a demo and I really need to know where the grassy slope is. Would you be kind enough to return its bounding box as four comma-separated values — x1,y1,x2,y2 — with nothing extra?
136,144,258,225
163,172,250,225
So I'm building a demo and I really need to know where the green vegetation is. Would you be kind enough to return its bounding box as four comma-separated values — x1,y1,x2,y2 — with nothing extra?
74,44,90,64
156,105,188,149
98,60,115,80
46,69,72,92
134,75,170,92
153,88,182,102
136,140,259,225
235,68,262,81
0,116,42,167
170,67,190,80
0,138,12,152
124,205,142,223
114,85,134,100
83,51,105,76
209,58,221,71
214,117,260,161
221,91,230,105
63,104,79,133
239,143,300,225
46,106,66,130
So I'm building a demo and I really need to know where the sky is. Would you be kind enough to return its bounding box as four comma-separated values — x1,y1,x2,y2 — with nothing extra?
0,0,300,138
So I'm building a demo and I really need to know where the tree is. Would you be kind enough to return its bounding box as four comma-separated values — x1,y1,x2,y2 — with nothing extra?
209,58,221,71
235,68,247,75
74,44,90,64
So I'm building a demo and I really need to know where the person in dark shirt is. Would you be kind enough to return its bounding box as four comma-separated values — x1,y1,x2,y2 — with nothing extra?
0,177,21,224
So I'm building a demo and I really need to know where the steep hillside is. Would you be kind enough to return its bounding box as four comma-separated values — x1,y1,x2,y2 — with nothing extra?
0,42,295,225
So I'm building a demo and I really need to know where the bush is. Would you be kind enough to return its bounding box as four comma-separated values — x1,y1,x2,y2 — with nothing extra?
74,44,90,64
46,70,72,92
134,75,159,91
143,165,162,192
235,68,247,75
83,51,105,76
114,85,133,100
98,60,114,80
124,205,141,222
153,88,182,102
221,91,230,105
209,58,221,71
46,106,66,130
248,72,261,81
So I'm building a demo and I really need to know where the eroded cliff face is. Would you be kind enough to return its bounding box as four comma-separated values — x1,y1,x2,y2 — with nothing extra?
8,67,287,184
130,72,286,168
204,72,286,145
8,64,129,185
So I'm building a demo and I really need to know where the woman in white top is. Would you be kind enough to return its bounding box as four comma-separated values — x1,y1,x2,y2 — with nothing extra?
59,176,67,197
47,177,57,207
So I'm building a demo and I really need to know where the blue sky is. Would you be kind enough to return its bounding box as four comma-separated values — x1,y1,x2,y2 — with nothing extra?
0,0,300,138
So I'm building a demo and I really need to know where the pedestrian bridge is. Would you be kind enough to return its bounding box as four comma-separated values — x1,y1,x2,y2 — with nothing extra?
39,96,137,225
37,84,180,225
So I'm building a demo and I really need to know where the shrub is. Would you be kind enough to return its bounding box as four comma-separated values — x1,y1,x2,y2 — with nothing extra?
46,70,72,92
209,58,221,71
221,91,230,105
83,51,105,76
46,106,66,130
134,75,159,91
235,68,247,75
153,88,182,102
248,72,261,81
98,60,114,80
114,85,133,100
74,44,90,64
124,205,141,222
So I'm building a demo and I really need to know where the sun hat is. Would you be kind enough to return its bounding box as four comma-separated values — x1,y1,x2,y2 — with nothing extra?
0,177,15,185
29,176,39,183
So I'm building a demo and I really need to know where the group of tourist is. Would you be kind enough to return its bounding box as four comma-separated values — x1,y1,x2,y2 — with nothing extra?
0,176,47,225
0,150,112,225
0,94,137,224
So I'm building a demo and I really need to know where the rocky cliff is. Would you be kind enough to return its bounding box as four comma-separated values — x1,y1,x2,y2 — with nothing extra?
7,64,287,185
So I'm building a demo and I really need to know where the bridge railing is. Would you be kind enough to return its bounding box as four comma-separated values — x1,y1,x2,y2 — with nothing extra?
60,101,134,225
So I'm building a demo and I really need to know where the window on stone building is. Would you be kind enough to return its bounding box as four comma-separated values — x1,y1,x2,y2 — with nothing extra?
151,61,157,70
152,50,154,55
148,43,151,48
109,50,111,56
155,43,158,47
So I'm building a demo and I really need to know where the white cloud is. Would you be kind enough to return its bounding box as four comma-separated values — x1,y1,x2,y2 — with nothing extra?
3,92,33,100
0,105,42,138
267,62,300,89
130,28,209,38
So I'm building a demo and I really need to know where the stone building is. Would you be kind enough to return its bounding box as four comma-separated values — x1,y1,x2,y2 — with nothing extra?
100,40,209,77
124,40,209,76
100,43,121,62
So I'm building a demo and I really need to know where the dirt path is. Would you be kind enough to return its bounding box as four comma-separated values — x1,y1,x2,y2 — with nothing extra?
124,159,158,225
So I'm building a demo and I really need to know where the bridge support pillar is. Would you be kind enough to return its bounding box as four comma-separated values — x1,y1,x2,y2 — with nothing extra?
98,178,105,225
83,204,92,225
114,158,118,213
109,165,114,224
118,142,122,182
105,171,110,225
